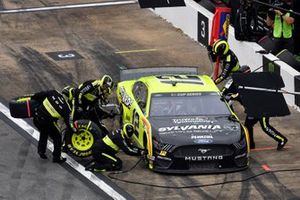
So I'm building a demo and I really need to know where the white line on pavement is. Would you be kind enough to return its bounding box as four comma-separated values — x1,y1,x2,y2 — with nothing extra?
0,102,126,200
0,1,137,14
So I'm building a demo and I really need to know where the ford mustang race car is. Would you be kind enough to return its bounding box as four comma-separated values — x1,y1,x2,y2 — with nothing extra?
116,67,250,174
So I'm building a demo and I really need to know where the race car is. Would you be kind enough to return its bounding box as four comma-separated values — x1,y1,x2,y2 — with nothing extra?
116,67,250,174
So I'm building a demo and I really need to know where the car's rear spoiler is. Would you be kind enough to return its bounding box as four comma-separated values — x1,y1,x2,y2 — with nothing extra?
119,66,199,81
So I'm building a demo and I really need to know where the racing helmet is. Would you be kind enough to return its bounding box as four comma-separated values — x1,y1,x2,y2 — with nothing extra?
61,85,74,101
122,123,135,138
100,75,113,95
212,39,229,56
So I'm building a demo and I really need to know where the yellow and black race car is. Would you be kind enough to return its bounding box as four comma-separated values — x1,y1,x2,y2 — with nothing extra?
116,67,250,174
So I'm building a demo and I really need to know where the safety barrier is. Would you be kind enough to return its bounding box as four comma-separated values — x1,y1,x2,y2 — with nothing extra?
151,0,300,111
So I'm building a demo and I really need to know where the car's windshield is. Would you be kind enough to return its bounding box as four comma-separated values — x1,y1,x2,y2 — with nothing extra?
150,92,230,117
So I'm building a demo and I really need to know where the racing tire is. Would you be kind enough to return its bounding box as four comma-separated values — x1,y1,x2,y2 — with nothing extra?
9,95,39,118
64,119,104,158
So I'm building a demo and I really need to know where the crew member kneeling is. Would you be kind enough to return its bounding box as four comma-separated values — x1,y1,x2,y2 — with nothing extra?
88,123,143,172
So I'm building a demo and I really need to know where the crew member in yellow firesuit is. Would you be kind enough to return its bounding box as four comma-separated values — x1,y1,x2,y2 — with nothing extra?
32,90,76,163
221,66,288,150
86,123,144,172
68,75,114,128
208,39,241,84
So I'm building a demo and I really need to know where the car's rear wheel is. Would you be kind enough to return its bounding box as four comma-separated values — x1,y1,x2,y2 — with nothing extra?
64,120,104,158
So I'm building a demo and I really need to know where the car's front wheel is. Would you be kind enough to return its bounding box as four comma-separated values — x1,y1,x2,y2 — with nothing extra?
64,120,104,158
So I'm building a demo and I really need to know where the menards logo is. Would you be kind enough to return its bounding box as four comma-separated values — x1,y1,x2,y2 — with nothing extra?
158,125,221,132
119,86,133,107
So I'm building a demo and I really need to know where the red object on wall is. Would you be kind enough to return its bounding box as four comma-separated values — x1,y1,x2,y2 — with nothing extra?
210,7,231,80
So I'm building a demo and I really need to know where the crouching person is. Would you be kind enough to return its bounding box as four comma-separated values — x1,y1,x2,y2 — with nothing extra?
87,123,143,172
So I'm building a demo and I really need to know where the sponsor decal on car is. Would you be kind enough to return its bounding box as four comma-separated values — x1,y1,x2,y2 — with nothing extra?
119,86,133,108
185,155,223,161
191,135,213,139
193,139,214,144
158,125,221,132
223,124,239,131
173,117,215,124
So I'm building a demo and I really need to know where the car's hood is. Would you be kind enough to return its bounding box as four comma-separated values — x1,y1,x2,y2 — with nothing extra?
148,116,241,145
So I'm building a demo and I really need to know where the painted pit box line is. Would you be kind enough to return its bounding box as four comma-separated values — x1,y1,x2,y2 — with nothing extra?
0,102,126,200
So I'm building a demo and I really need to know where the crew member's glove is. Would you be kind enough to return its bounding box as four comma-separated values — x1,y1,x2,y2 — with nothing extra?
214,77,222,84
72,122,80,135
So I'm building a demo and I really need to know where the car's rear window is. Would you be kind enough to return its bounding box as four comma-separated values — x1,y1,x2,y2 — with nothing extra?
150,92,231,117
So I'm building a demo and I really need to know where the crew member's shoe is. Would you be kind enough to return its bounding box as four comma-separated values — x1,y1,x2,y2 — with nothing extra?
53,157,67,163
85,164,107,172
277,138,288,150
38,153,48,159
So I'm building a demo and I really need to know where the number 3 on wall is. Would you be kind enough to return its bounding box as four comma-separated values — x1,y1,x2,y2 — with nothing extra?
200,20,205,38
197,12,208,46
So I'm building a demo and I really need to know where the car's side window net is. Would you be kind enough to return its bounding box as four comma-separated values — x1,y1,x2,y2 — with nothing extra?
132,81,148,113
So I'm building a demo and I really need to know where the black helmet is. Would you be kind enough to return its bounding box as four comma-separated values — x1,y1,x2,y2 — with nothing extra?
212,39,229,56
62,85,74,101
122,123,134,138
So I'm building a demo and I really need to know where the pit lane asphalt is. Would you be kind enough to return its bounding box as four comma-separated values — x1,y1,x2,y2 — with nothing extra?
0,0,300,199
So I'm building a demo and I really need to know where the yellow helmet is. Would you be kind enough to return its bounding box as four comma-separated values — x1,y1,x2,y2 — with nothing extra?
212,39,229,56
61,85,74,101
100,75,113,94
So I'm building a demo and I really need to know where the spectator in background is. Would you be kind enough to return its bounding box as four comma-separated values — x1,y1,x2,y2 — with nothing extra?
293,0,300,55
265,0,295,54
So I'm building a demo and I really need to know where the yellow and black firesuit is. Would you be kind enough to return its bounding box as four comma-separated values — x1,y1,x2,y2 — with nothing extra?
88,124,143,172
245,117,288,150
208,39,240,84
70,75,114,125
32,90,75,163
221,66,288,150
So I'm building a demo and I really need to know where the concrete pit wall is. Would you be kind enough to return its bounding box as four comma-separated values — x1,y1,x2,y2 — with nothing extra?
151,0,300,111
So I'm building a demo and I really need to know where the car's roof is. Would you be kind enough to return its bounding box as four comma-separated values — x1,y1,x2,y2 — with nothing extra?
139,74,219,93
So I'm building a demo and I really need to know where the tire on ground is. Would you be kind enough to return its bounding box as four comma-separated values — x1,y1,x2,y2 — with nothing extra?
9,95,39,118
65,119,104,158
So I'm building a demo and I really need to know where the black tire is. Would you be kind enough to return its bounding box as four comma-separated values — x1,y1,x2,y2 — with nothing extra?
9,95,39,118
65,119,104,158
